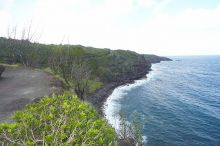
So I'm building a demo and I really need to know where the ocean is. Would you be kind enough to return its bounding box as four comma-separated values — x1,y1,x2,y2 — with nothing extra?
104,56,220,146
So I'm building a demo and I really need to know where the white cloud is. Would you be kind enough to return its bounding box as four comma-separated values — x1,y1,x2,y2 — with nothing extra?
32,1,220,55
0,11,10,35
1,0,220,55
154,0,172,13
134,5,220,55
136,0,156,8
0,0,14,36
31,0,136,43
0,0,14,10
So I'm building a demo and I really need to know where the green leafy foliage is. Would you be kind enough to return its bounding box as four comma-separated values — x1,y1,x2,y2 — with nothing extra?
0,93,117,145
118,112,145,146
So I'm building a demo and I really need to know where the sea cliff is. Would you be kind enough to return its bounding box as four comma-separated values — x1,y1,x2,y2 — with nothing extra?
87,55,171,113
0,37,171,114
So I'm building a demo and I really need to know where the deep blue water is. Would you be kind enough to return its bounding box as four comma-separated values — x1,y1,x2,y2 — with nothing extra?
105,56,220,146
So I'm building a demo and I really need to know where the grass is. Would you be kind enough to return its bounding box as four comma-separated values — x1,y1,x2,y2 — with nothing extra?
43,67,67,85
88,80,103,93
0,63,20,68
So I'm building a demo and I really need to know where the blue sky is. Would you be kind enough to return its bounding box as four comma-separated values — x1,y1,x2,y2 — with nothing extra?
1,0,220,55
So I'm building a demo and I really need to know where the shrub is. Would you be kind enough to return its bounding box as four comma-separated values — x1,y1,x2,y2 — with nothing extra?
0,93,117,145
118,112,144,146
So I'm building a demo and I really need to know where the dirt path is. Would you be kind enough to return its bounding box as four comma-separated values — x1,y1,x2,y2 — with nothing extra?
0,67,61,123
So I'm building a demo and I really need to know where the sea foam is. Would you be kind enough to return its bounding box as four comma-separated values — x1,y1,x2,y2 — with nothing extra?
103,65,157,145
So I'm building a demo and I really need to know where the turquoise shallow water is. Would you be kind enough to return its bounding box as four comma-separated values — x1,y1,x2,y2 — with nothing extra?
104,56,220,146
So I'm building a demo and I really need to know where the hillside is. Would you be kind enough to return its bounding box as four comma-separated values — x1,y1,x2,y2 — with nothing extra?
0,37,170,82
0,37,171,111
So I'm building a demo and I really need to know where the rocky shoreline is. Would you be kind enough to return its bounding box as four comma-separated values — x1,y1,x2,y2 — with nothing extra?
87,58,171,114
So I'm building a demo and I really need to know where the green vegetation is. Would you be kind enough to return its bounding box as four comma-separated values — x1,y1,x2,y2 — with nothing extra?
0,93,117,145
0,34,169,145
88,80,103,94
0,63,20,68
0,37,153,100
0,37,151,83
118,113,144,146
144,54,171,63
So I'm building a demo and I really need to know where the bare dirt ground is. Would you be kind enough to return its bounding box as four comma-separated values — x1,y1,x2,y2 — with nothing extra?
0,67,62,123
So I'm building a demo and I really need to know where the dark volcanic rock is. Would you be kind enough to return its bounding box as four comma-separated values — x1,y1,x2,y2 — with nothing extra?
118,138,136,146
0,65,5,77
87,55,151,114
87,54,171,114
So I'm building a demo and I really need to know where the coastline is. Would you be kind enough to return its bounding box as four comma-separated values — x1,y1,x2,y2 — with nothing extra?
87,67,151,114
87,58,171,115
99,61,168,145
103,71,154,131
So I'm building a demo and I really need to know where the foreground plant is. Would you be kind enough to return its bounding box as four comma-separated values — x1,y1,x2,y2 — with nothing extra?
0,93,117,145
118,112,144,146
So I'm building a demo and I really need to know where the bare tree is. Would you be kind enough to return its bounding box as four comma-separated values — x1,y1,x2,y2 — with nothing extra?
71,63,91,100
7,26,17,64
6,24,40,67
48,47,73,84
48,47,91,100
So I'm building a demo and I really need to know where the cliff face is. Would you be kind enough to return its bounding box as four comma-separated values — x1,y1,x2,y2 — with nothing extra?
109,53,171,83
87,54,171,113
109,55,151,82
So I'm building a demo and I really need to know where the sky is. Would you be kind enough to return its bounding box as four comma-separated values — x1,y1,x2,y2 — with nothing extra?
0,0,220,56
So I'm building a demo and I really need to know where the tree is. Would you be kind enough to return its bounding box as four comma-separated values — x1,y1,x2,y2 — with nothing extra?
71,63,91,100
118,112,144,146
6,24,39,67
48,47,73,84
129,113,144,146
48,47,91,100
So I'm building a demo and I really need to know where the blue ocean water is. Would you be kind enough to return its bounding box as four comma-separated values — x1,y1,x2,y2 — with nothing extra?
104,56,220,146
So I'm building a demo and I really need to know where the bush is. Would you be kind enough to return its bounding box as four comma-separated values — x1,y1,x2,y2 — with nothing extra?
118,112,144,146
0,65,5,77
0,93,117,145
